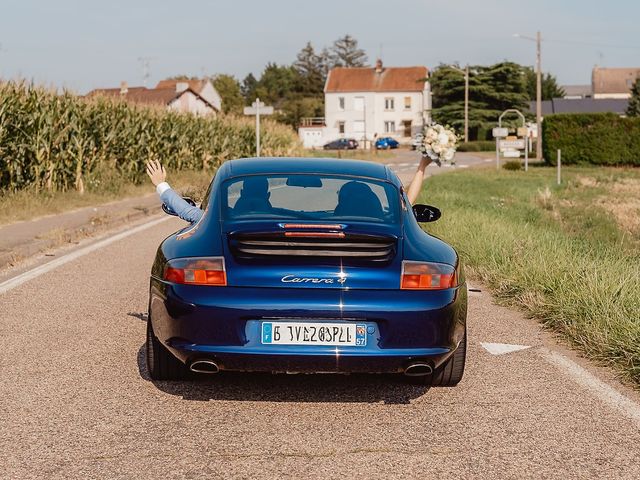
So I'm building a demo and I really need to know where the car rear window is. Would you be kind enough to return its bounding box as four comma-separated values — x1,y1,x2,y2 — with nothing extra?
221,174,400,223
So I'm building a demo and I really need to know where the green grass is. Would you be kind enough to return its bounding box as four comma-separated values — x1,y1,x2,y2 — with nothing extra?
420,165,640,384
0,169,213,226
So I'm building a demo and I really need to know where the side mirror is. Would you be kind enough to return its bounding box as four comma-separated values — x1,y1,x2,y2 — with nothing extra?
162,197,197,216
412,204,441,222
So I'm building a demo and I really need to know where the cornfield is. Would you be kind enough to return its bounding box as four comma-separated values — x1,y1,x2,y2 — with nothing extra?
0,81,301,192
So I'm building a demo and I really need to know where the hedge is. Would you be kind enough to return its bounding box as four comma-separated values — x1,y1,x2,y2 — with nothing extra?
457,140,496,152
542,113,640,166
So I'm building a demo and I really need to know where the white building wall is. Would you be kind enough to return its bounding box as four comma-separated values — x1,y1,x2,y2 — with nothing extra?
168,91,216,116
323,83,430,147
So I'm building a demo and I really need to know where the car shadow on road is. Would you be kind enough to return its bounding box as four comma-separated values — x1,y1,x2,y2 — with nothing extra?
136,345,430,405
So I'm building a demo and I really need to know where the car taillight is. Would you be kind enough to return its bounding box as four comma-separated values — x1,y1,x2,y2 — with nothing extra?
163,257,227,286
401,261,457,290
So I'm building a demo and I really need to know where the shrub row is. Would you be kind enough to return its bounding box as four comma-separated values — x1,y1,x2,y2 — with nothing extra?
0,81,301,192
457,140,496,152
542,113,640,166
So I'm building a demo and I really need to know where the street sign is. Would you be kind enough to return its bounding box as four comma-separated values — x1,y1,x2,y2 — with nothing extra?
503,150,521,158
492,127,508,138
500,139,526,150
244,101,274,116
243,98,274,157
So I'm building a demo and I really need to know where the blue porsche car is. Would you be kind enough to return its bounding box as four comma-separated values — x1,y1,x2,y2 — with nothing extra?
147,158,467,386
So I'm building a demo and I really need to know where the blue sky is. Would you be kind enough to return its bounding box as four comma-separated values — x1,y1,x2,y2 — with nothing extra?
1,0,638,93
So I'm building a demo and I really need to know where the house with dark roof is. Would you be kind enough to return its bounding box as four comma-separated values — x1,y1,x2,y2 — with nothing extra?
299,60,431,148
530,98,629,116
87,79,221,116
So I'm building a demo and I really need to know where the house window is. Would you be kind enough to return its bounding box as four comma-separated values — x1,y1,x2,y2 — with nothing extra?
354,96,365,111
384,97,395,111
384,121,395,133
338,97,345,110
353,120,365,132
338,121,345,134
404,96,412,110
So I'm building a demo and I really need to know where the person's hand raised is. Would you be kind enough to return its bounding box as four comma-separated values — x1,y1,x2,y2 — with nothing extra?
146,160,166,186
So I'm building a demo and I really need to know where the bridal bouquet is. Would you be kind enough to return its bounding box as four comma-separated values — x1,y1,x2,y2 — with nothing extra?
419,123,459,166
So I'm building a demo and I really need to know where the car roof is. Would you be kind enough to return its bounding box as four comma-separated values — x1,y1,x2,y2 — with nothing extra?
224,157,391,181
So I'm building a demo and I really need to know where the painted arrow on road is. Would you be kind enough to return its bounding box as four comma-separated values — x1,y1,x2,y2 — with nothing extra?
480,342,532,355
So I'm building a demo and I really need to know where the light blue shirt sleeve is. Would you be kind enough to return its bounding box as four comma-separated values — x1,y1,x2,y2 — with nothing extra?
157,183,204,224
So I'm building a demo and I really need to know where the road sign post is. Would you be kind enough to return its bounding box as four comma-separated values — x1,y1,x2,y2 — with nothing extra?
243,98,274,157
493,109,528,171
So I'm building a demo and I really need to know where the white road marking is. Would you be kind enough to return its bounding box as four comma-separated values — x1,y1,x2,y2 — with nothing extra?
540,348,640,425
458,164,469,168
481,342,531,355
484,158,493,162
0,216,170,295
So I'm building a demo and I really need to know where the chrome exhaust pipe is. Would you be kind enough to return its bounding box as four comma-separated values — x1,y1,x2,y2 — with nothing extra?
404,363,433,377
189,360,220,374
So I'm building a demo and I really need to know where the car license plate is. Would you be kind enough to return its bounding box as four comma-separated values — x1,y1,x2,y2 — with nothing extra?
261,322,367,346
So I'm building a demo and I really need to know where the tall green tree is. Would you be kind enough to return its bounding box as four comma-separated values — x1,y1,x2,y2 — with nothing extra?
293,42,326,96
524,67,565,100
431,62,530,140
329,34,368,67
241,73,258,104
626,77,640,117
254,63,301,106
211,74,244,114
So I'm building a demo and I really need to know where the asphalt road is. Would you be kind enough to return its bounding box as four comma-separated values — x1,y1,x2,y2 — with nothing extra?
382,149,491,184
2,213,640,479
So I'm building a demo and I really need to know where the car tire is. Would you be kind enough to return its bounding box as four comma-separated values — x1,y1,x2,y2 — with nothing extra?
146,320,188,380
406,329,466,387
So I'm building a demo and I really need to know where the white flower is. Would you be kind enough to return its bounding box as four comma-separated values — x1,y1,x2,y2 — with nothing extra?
443,149,455,161
438,132,449,146
432,143,442,154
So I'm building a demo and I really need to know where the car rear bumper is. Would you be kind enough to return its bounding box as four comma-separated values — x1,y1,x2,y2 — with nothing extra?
149,279,467,373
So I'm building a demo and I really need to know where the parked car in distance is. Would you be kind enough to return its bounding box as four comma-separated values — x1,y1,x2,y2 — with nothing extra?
375,137,400,150
411,133,424,150
323,138,358,150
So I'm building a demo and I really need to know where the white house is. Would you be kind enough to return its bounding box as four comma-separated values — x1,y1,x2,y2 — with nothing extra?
299,60,431,148
87,78,222,116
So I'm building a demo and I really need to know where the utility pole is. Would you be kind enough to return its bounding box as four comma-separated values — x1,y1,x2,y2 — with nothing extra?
464,64,469,143
535,31,543,161
514,32,543,160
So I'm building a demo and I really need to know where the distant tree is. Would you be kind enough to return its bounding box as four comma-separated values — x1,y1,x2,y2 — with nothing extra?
241,73,258,104
254,63,301,106
626,78,640,117
211,74,244,114
431,61,530,140
524,67,565,100
329,34,368,67
293,42,326,96
277,96,324,127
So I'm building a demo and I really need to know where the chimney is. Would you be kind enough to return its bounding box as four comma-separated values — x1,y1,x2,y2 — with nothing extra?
375,59,383,74
176,81,189,93
120,81,128,95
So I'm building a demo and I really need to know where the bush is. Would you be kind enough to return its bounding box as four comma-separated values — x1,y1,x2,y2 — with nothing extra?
457,140,495,152
502,160,522,170
0,81,302,192
542,113,640,166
